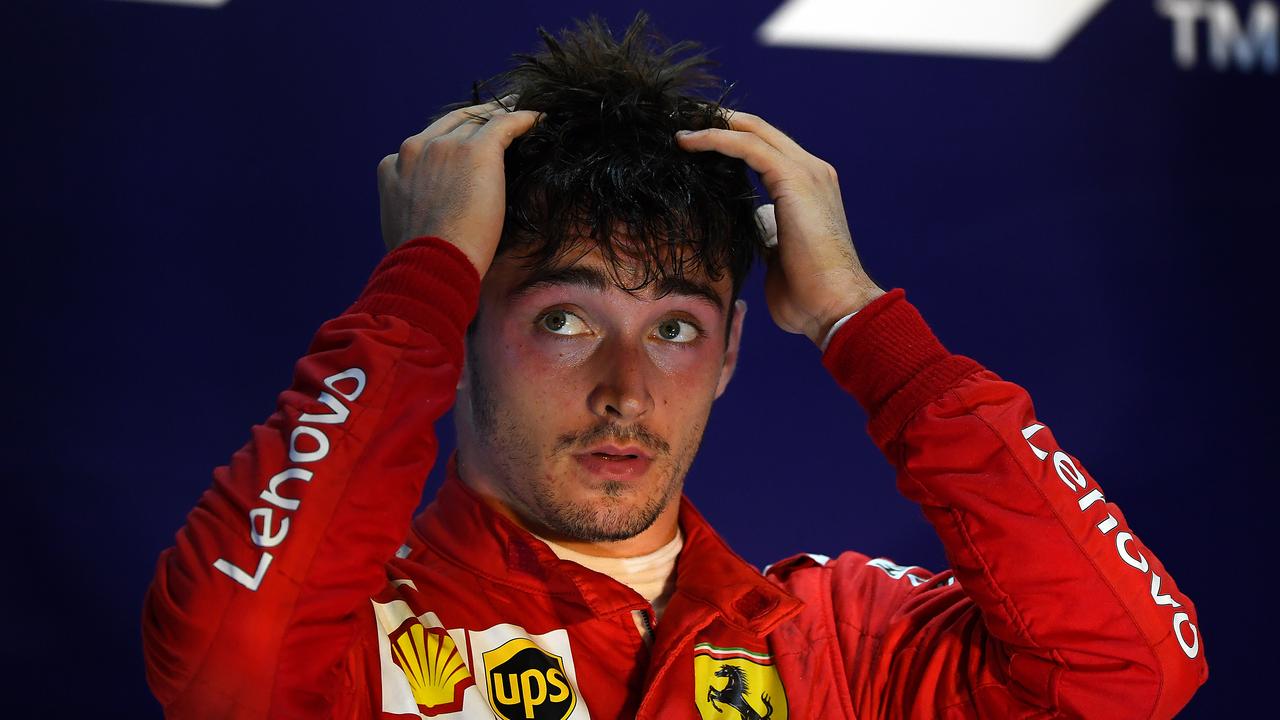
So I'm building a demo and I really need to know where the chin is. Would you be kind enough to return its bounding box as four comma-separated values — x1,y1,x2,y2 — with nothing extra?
533,482,669,543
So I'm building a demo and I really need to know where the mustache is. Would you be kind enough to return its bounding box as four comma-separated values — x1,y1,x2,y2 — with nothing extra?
552,422,671,457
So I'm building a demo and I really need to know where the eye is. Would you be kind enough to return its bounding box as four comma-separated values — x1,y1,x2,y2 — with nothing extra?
538,309,590,336
654,318,700,343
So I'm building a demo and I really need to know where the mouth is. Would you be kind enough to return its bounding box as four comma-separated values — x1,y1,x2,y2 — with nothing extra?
573,444,653,478
583,444,650,460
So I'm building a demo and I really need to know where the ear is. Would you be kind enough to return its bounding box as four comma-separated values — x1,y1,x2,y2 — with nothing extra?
714,299,747,399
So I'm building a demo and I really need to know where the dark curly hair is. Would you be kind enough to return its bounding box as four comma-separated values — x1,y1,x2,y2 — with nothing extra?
448,11,765,305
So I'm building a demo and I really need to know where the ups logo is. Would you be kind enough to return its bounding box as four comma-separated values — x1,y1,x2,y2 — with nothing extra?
482,637,577,720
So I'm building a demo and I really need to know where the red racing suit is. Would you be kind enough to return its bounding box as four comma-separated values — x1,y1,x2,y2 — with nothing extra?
142,237,1208,719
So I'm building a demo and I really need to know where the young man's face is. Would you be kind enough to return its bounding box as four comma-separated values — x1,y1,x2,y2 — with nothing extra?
454,240,745,548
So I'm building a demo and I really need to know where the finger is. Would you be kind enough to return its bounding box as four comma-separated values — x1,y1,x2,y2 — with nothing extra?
721,110,810,160
755,204,778,248
378,153,400,192
394,96,519,170
471,109,543,150
675,128,792,180
439,113,491,143
419,94,519,143
378,153,397,179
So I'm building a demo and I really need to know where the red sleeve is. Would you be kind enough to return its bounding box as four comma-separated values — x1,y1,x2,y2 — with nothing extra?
141,237,479,718
819,289,1208,719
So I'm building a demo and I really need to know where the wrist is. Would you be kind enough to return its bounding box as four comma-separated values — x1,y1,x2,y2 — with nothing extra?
810,286,887,347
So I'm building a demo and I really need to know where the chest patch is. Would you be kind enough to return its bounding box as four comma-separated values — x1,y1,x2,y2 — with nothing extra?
693,643,788,720
471,623,591,720
481,638,576,720
372,599,482,718
389,620,474,714
373,598,590,719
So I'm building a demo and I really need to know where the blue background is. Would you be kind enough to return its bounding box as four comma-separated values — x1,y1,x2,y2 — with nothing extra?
7,0,1276,716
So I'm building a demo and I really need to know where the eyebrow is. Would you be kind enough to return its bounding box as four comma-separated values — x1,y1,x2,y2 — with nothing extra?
654,276,725,314
508,265,725,314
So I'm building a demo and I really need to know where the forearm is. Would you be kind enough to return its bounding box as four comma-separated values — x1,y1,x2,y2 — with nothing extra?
142,237,479,716
823,290,1207,718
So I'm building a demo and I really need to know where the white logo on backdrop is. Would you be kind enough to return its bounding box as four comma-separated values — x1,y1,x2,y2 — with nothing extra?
112,0,229,8
1157,1,1278,72
758,0,1113,61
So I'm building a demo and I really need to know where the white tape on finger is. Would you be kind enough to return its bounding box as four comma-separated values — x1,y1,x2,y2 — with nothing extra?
755,204,778,248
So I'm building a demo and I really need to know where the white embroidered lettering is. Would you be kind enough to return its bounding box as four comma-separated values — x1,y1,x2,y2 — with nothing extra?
215,368,364,591
213,552,273,591
1021,421,1199,660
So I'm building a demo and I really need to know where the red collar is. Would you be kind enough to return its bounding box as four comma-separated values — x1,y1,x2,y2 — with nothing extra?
411,453,802,635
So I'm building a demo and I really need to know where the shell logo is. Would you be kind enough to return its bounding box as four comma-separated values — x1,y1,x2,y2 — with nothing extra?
388,619,475,715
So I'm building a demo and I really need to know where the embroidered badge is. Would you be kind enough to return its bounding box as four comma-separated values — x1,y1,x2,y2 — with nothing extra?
482,637,577,720
388,619,475,716
693,643,788,720
372,599,483,719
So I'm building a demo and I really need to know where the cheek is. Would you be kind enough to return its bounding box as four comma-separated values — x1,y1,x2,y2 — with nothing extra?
647,353,726,431
505,333,593,374
493,333,593,403
646,344,723,386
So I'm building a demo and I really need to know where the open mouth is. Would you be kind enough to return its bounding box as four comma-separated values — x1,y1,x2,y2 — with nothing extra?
591,452,639,460
575,448,653,478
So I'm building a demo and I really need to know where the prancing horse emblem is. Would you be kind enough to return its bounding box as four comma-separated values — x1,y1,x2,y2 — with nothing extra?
706,664,773,720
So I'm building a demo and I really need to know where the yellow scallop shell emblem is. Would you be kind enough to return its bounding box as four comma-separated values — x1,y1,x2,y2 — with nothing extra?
389,620,475,715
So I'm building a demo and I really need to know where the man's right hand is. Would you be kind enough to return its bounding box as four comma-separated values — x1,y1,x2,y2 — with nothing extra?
377,96,541,277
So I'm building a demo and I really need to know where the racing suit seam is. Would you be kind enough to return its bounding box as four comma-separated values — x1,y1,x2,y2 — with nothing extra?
818,567,859,719
866,516,1053,716
922,506,1067,716
887,409,1056,714
943,384,1165,720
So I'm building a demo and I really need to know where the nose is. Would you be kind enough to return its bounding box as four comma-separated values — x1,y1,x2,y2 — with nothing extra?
587,338,654,422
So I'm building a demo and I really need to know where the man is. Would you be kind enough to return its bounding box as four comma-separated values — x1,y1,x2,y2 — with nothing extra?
142,14,1207,719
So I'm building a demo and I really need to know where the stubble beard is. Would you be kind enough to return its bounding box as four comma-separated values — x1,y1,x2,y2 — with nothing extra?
467,349,704,543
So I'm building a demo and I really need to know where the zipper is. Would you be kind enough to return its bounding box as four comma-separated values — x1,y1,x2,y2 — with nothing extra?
632,606,656,646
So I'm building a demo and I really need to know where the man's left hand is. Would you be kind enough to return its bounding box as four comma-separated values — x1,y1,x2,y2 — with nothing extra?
676,112,885,347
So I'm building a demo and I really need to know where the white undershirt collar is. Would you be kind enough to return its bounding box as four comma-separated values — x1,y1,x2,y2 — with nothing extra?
535,528,684,620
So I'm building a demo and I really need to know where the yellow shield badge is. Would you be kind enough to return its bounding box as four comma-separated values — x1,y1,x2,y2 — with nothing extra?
693,643,788,720
482,637,577,720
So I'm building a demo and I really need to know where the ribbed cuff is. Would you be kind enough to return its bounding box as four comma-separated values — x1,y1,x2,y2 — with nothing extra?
819,309,860,352
345,237,481,358
821,288,984,451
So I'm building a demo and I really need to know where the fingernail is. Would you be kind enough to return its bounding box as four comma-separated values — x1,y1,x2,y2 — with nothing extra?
675,130,694,138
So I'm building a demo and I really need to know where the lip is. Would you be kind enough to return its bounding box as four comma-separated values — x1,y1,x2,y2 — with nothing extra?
582,444,651,459
573,446,654,479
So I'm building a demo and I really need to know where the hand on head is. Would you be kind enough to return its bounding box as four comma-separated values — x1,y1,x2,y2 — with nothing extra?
377,95,541,277
676,112,885,345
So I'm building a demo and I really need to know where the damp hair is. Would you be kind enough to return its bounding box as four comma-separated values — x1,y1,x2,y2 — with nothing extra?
443,11,765,303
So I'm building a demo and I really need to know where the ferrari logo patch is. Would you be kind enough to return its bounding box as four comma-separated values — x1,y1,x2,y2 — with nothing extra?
693,643,788,720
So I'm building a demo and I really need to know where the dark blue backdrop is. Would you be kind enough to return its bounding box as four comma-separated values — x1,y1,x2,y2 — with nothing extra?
7,1,1277,716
